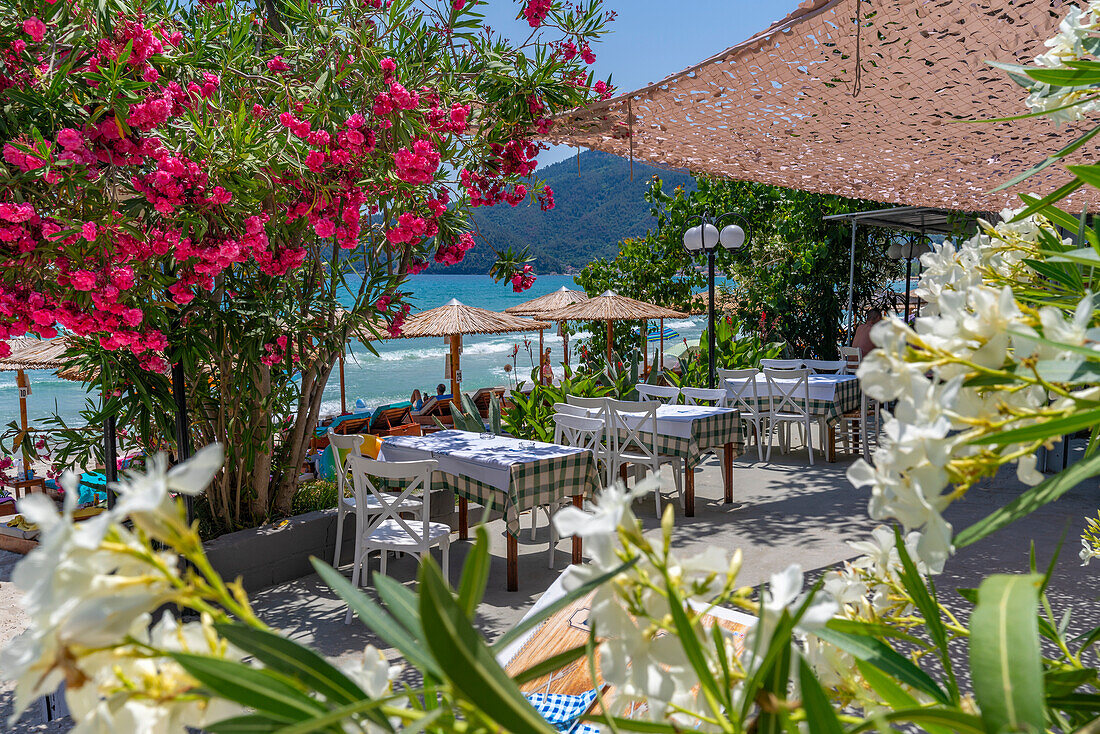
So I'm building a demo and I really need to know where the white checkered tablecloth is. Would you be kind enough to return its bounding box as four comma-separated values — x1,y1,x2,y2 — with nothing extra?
379,430,601,537
732,374,861,425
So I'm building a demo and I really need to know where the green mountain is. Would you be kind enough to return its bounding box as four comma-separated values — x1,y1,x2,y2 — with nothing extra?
432,150,695,274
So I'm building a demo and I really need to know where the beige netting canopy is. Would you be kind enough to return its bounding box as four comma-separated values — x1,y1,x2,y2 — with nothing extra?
544,0,1099,212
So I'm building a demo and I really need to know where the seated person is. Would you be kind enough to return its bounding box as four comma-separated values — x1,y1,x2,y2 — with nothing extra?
852,307,881,356
435,383,452,400
410,389,424,411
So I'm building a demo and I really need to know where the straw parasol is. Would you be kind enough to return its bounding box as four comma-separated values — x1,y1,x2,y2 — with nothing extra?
505,286,589,377
544,290,686,367
394,299,550,397
0,337,82,479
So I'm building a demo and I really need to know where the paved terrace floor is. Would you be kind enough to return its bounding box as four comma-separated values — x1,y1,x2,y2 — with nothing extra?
2,442,1098,731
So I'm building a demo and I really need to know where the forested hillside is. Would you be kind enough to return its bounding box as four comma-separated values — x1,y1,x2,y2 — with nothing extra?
433,150,695,273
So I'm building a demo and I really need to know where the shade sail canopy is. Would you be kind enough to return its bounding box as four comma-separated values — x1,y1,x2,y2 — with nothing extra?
395,298,549,338
545,290,686,321
504,286,589,317
544,0,1098,212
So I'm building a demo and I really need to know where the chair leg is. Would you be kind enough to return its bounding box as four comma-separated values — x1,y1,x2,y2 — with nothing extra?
654,475,662,516
672,460,683,505
755,420,765,462
805,419,815,466
344,542,362,625
380,548,388,577
529,509,537,540
766,418,777,462
442,536,450,581
548,511,557,569
333,505,345,568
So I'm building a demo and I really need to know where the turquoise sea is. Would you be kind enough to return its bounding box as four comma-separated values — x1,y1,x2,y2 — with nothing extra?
0,274,708,429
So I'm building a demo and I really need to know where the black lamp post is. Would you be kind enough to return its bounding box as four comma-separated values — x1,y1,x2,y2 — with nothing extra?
681,214,748,388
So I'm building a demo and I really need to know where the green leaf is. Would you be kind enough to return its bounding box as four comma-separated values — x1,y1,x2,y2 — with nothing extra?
797,658,843,734
512,642,588,684
207,714,286,733
582,715,678,732
213,623,367,707
970,411,1100,447
845,708,986,734
993,125,1100,192
1018,196,1081,233
457,526,490,618
311,558,442,678
1026,67,1100,86
955,450,1100,547
855,661,956,734
813,625,949,705
417,559,556,734
893,530,959,703
270,695,405,734
1010,180,1086,223
171,653,323,722
969,574,1045,734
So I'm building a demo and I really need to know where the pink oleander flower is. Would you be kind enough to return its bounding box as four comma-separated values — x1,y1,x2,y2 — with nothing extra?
313,218,336,238
71,270,96,291
57,129,83,151
81,222,97,241
267,56,290,73
22,17,46,43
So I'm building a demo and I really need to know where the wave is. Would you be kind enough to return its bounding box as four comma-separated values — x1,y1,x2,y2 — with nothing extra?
665,319,701,330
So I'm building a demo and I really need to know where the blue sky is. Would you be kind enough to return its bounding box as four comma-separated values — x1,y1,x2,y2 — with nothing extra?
475,0,805,167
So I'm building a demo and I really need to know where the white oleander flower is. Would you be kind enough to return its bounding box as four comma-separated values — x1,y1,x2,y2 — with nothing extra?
342,645,399,699
1,446,225,726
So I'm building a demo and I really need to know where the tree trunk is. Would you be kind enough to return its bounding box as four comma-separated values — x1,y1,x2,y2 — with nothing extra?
248,363,273,521
272,351,336,515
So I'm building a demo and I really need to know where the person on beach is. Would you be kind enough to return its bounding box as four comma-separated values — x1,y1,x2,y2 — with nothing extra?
410,389,423,411
541,347,554,384
436,383,446,396
852,307,882,356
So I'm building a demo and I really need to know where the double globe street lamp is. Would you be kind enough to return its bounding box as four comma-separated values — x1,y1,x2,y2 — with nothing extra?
682,214,748,388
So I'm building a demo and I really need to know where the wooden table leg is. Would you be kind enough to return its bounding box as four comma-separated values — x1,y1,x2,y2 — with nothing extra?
722,442,734,504
619,464,628,487
685,466,695,517
507,533,518,592
571,495,583,564
458,497,468,540
827,424,837,463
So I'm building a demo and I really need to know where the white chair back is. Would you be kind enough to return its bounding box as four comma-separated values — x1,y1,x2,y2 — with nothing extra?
681,387,727,406
763,368,811,418
802,359,847,375
552,402,588,417
553,413,606,459
723,368,764,415
840,346,862,372
635,383,680,404
565,394,610,423
348,455,436,547
607,398,658,462
327,430,364,501
760,358,803,370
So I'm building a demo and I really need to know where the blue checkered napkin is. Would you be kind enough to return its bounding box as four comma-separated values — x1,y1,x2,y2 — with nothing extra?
571,723,601,734
524,689,598,732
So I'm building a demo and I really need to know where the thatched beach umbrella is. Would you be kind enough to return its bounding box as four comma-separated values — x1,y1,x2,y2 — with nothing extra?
544,290,686,367
395,299,550,397
505,286,589,376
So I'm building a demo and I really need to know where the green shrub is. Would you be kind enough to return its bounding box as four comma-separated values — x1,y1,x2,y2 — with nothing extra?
292,479,339,516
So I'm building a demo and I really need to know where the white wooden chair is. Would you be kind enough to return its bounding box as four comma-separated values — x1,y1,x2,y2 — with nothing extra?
802,359,847,374
840,390,872,461
720,368,769,462
635,383,680,404
329,430,364,568
344,455,449,624
565,395,613,484
840,346,862,373
539,412,608,568
607,398,683,515
760,358,803,370
681,387,731,483
763,368,818,465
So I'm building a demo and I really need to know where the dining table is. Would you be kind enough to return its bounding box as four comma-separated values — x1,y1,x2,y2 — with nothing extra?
588,403,744,515
379,429,603,591
740,372,862,461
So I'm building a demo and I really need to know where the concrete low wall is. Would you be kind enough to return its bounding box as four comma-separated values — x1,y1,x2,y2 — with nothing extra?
205,489,457,593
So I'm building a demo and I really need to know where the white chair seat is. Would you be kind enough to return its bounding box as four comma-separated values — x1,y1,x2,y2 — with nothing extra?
352,495,424,514
366,518,451,547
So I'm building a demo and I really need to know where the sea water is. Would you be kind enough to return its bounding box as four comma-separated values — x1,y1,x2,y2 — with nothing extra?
1,274,707,428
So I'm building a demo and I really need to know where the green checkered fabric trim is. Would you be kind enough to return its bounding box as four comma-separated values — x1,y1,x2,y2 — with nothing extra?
747,380,862,426
382,450,601,538
615,409,744,469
